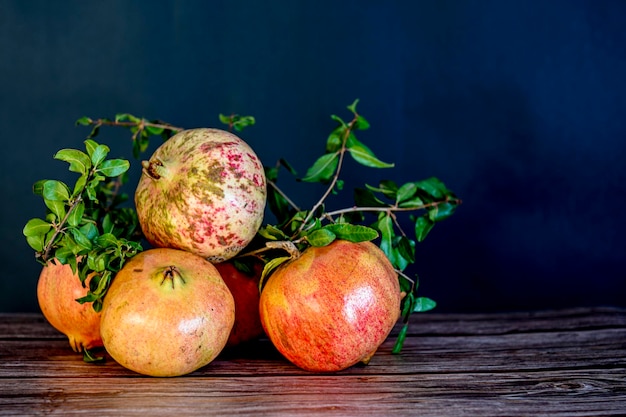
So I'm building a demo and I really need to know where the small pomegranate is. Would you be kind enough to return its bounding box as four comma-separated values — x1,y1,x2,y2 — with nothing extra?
37,260,102,353
215,260,264,346
134,128,266,262
259,240,401,372
99,248,235,377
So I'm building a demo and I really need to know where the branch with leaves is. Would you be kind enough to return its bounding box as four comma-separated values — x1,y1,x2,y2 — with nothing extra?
23,100,460,355
236,99,461,353
22,141,142,312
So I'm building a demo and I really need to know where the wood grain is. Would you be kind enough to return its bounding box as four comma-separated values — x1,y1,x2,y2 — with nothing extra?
1,307,625,416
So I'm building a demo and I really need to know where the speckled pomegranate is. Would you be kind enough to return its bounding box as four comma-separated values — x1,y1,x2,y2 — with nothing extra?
259,240,402,372
134,128,266,262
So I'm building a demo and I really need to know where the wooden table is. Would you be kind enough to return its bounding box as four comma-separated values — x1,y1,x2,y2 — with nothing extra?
1,307,625,416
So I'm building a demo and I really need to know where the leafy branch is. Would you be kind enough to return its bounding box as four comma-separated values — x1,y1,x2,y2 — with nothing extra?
25,101,460,357
76,114,183,159
240,99,461,353
23,140,142,312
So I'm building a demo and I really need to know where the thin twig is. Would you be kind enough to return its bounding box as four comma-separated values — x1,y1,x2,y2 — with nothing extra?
268,180,301,211
297,117,358,232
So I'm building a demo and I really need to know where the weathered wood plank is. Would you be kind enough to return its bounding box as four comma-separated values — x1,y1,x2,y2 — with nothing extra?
1,327,624,378
2,307,624,339
1,370,624,416
1,308,624,416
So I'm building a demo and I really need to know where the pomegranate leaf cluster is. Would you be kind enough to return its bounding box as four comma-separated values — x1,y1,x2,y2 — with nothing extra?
25,99,461,357
22,140,142,311
256,100,461,353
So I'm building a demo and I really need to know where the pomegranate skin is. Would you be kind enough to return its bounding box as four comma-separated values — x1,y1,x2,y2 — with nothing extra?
134,128,266,262
215,261,264,347
37,261,103,353
99,248,235,377
259,240,401,372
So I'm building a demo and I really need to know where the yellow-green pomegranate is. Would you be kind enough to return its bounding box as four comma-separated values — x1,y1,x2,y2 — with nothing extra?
135,128,266,262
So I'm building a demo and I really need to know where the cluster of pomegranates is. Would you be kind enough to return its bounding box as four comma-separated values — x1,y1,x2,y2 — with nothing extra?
37,128,402,376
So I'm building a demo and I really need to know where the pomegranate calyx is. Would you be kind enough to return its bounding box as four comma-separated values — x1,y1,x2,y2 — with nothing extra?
160,266,186,289
142,158,166,180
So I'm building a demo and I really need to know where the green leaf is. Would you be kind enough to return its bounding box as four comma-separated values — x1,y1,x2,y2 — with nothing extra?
54,149,92,174
79,223,99,241
413,297,437,313
23,218,52,237
267,188,294,227
42,180,70,202
145,125,164,135
326,126,345,152
395,236,416,264
102,213,114,234
115,113,140,123
32,179,46,196
323,224,378,243
414,215,434,242
301,152,339,183
346,98,360,114
75,116,92,126
347,139,394,169
355,115,370,130
97,159,130,177
83,348,105,364
218,114,231,125
72,174,88,198
90,144,110,166
376,180,399,200
330,114,347,127
87,125,100,139
259,256,291,291
414,177,449,199
398,195,425,209
84,139,98,158
232,115,255,132
392,324,408,354
375,214,394,263
67,201,85,227
54,246,75,265
95,233,118,248
70,228,93,251
26,235,45,252
258,225,287,241
354,188,388,208
279,158,297,176
428,201,457,222
306,228,337,247
44,198,66,219
396,182,418,204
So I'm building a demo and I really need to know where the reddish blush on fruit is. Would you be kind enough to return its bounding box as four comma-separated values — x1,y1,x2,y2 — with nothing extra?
134,128,266,262
259,240,401,372
99,248,235,377
37,260,102,353
215,260,264,347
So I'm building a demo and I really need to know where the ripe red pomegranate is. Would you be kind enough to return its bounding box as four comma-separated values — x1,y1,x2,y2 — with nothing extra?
99,248,235,377
134,128,266,262
259,240,401,372
215,260,264,346
37,260,102,353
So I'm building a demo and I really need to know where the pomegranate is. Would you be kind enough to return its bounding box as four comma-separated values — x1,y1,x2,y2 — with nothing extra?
99,248,235,377
215,260,264,346
37,260,102,353
259,240,401,372
134,128,266,262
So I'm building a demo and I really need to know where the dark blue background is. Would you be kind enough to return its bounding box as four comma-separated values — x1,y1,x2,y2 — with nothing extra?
1,0,624,312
